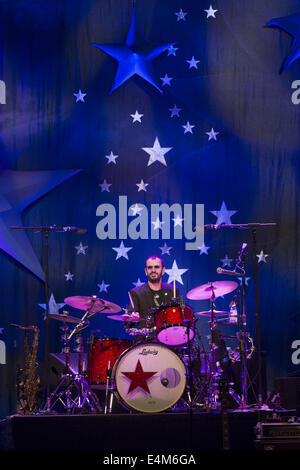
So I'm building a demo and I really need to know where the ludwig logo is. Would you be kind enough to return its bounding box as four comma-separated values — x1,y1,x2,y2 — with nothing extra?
0,80,6,104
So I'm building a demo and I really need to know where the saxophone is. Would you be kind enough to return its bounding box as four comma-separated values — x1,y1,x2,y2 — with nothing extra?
13,324,40,414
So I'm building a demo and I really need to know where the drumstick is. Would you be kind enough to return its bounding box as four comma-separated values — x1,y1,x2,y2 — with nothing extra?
173,279,176,298
128,291,137,314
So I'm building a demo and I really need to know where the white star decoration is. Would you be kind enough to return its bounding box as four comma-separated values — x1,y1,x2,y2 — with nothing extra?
105,151,118,164
130,110,143,123
112,241,132,260
75,242,88,255
257,250,269,263
73,90,86,102
175,9,188,21
182,122,195,134
206,128,219,140
136,179,149,192
221,254,233,267
204,5,218,18
152,217,165,231
173,214,184,227
168,45,178,56
133,278,144,287
39,293,66,317
165,260,188,285
160,74,173,86
198,243,210,255
130,203,144,216
169,104,182,117
210,201,237,225
142,137,172,167
159,243,173,255
98,280,110,292
65,272,74,281
187,56,200,69
99,179,112,192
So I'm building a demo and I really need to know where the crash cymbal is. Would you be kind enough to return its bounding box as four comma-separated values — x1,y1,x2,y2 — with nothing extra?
107,313,141,322
64,296,121,314
186,281,238,300
48,313,81,324
195,310,230,317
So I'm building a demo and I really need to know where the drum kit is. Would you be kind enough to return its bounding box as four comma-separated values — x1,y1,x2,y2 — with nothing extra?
42,276,255,414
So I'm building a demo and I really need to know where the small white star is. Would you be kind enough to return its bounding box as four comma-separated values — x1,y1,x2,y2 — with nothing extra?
98,280,110,292
165,260,188,285
142,137,172,167
198,243,210,255
160,74,173,86
73,89,86,102
257,250,269,263
169,104,182,117
173,214,184,227
187,56,200,69
65,272,74,281
206,128,219,141
182,121,195,134
130,203,144,216
136,179,149,192
210,201,237,225
99,179,112,192
175,9,188,21
105,151,119,164
39,293,65,317
130,110,143,123
204,5,218,18
133,278,144,287
112,241,133,260
152,216,165,231
167,45,178,56
75,242,88,255
221,254,233,267
159,243,173,256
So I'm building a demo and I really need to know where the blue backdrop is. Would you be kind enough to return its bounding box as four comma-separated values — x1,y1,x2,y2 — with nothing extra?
1,0,300,418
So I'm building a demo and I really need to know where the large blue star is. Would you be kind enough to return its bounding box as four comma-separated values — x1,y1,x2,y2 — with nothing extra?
92,7,175,94
0,169,81,281
267,11,300,71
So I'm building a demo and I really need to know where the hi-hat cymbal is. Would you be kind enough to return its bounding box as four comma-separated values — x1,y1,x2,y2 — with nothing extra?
186,281,238,300
64,296,121,314
195,310,230,317
48,313,81,324
107,313,141,322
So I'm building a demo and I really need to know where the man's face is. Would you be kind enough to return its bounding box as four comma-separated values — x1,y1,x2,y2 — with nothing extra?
145,257,165,283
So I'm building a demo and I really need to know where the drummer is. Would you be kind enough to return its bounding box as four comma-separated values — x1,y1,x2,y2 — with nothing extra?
127,255,179,328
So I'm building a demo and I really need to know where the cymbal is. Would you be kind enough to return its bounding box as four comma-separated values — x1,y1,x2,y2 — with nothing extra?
186,281,238,300
64,296,121,314
48,313,81,324
195,310,230,317
107,314,141,322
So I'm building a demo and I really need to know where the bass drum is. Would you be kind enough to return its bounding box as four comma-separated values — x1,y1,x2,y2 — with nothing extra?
113,342,186,413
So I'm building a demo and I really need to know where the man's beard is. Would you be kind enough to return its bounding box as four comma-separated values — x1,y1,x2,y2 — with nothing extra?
148,273,162,284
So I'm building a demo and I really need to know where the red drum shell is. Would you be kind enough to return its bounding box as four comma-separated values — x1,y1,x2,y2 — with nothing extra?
155,304,194,346
87,337,132,384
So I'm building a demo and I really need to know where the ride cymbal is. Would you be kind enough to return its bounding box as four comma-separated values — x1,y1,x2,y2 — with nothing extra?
64,296,121,314
186,281,238,300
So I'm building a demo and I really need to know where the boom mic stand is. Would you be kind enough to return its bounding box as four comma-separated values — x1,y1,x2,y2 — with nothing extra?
10,224,87,412
197,221,276,410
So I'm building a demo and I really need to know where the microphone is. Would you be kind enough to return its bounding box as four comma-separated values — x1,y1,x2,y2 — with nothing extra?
216,267,240,276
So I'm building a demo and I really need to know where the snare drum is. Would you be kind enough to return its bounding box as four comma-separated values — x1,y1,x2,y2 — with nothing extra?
113,342,186,413
154,303,194,346
87,337,132,385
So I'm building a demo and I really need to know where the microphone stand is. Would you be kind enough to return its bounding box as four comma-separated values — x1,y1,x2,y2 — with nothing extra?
10,224,87,412
196,221,276,410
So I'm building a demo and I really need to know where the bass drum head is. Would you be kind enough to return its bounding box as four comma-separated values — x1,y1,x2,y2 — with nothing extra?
113,342,186,413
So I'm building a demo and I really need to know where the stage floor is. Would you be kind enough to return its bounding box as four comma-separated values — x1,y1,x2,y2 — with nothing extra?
0,409,272,452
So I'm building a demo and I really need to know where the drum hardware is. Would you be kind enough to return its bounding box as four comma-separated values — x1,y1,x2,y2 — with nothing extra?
41,309,102,414
199,222,277,409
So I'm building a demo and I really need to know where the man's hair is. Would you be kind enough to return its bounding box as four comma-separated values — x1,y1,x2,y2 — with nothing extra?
145,255,165,268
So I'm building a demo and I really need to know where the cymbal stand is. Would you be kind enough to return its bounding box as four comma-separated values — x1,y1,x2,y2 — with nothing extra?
192,318,212,409
207,285,221,409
